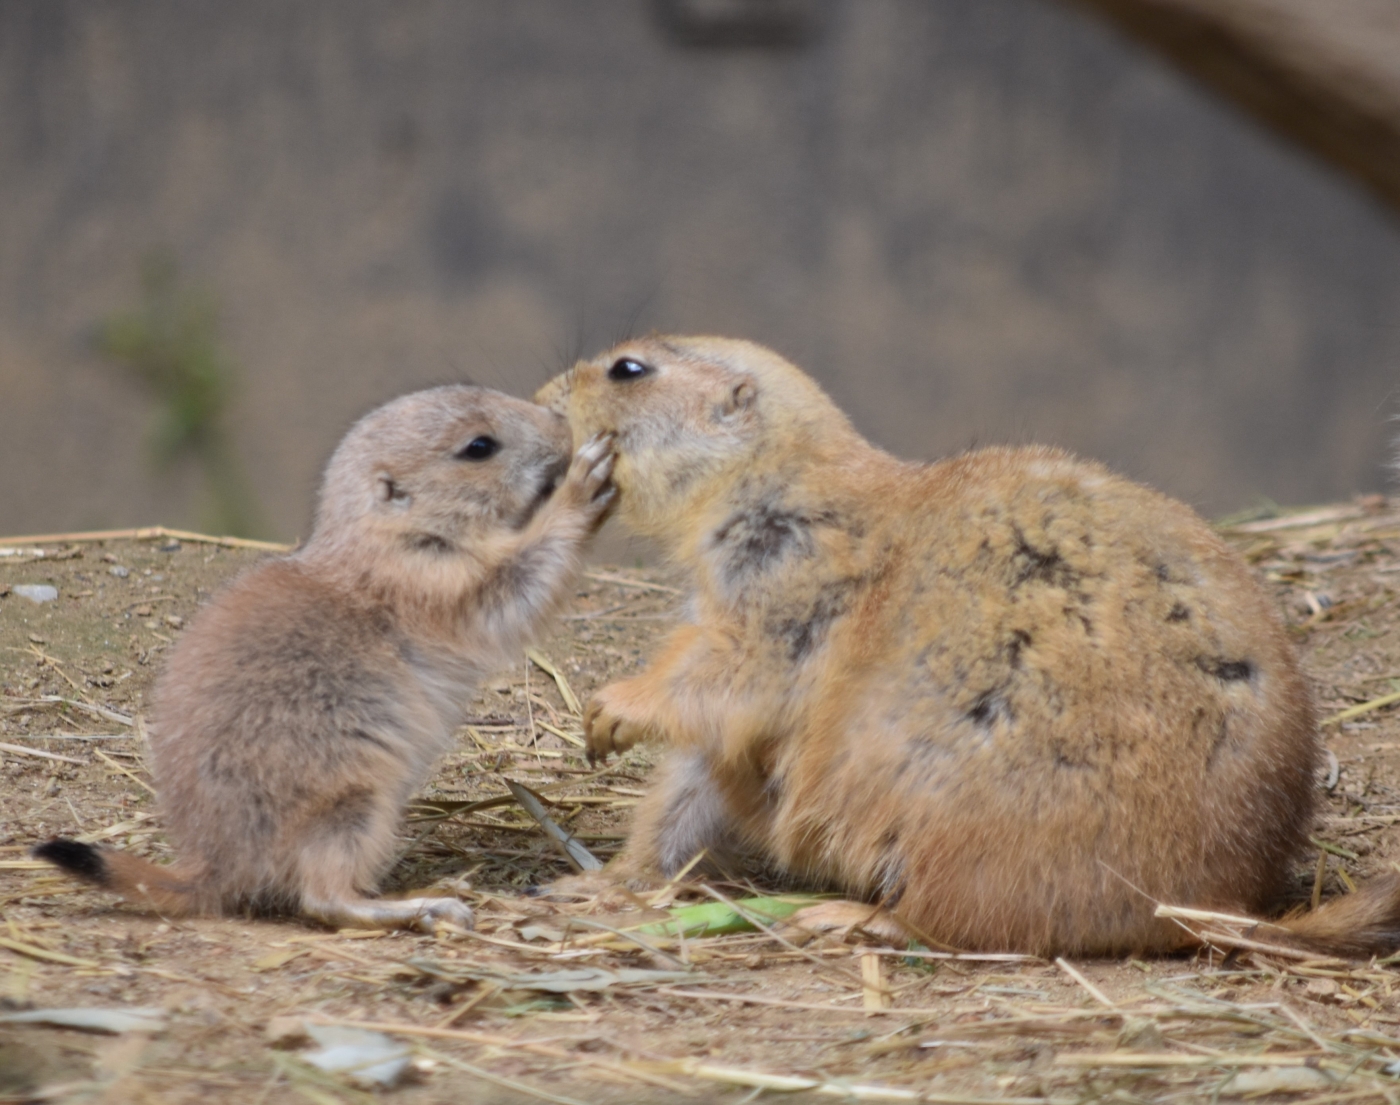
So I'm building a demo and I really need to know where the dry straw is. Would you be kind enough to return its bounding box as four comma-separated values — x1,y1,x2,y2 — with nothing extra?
7,518,1400,1101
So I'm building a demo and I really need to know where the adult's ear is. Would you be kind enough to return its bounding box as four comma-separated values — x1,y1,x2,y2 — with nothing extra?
719,375,757,419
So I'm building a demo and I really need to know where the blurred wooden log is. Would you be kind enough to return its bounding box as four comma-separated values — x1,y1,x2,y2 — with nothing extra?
1069,0,1400,211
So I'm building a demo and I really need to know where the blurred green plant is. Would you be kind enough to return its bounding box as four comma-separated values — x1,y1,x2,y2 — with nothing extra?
97,253,261,537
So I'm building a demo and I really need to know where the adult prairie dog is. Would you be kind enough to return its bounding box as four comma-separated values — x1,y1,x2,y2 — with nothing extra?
35,386,615,933
536,336,1400,956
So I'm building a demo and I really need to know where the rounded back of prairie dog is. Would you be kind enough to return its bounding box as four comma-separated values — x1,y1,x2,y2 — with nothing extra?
537,337,1319,955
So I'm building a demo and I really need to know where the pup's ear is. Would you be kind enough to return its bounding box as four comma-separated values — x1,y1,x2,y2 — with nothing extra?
375,473,410,505
719,375,757,419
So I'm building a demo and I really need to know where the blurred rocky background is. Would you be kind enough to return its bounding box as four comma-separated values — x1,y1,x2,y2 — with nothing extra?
2,0,1399,545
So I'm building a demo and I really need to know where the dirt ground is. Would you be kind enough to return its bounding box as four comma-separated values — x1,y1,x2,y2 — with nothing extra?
6,503,1400,1104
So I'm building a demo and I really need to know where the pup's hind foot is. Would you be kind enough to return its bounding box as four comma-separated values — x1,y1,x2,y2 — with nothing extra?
303,895,473,934
782,900,912,946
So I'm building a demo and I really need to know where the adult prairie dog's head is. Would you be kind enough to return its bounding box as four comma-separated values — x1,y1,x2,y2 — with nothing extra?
534,336,865,543
308,385,571,562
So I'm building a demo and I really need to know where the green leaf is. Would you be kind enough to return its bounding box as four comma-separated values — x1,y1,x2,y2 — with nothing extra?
637,894,828,939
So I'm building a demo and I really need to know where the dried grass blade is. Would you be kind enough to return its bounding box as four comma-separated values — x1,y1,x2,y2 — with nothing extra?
583,571,682,595
305,1018,693,1093
505,779,602,872
663,1058,917,1100
92,747,156,796
1054,957,1116,1008
859,949,1038,962
1221,505,1369,533
1324,691,1400,726
647,1058,1071,1102
75,812,154,844
0,935,101,968
406,794,516,822
1195,929,1320,960
646,850,708,909
525,648,582,715
532,719,585,748
417,1048,591,1105
1153,904,1276,928
34,697,135,727
861,953,891,1011
552,916,688,968
0,526,291,551
654,987,953,1017
1311,837,1360,860
1055,1052,1342,1069
10,646,90,699
0,742,85,766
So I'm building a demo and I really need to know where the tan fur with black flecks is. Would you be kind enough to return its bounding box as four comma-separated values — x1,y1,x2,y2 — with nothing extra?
536,335,1400,957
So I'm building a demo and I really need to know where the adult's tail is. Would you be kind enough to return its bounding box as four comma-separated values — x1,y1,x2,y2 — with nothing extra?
1267,875,1400,958
32,838,201,916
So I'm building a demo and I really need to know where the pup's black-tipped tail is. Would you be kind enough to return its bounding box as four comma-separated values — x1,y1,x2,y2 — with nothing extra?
33,838,111,885
32,837,200,915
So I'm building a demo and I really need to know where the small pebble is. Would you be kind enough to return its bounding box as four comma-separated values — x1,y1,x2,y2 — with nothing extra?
109,566,130,578
302,1024,411,1088
13,584,58,604
164,614,185,629
1304,977,1339,999
265,1015,310,1048
158,541,180,553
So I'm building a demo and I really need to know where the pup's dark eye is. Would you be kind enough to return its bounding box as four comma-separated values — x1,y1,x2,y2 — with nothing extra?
608,358,653,382
456,436,499,461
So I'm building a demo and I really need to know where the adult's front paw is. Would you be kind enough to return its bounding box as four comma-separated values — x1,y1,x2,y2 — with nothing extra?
583,680,657,763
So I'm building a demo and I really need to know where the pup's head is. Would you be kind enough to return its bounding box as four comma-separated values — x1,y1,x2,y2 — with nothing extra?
534,336,859,540
311,385,571,557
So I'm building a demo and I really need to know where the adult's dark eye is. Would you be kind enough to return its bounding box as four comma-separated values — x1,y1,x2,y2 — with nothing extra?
607,358,653,382
456,436,499,460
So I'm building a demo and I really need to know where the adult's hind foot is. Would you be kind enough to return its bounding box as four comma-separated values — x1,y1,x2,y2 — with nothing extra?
782,900,913,946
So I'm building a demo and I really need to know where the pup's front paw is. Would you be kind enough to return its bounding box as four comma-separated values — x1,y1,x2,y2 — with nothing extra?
558,431,617,526
583,681,657,763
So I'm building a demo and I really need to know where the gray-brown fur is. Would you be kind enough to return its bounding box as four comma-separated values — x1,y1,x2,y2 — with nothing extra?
535,336,1400,957
35,385,615,932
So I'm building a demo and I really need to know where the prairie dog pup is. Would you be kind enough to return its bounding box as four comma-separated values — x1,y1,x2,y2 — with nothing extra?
536,337,1400,956
36,386,615,932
